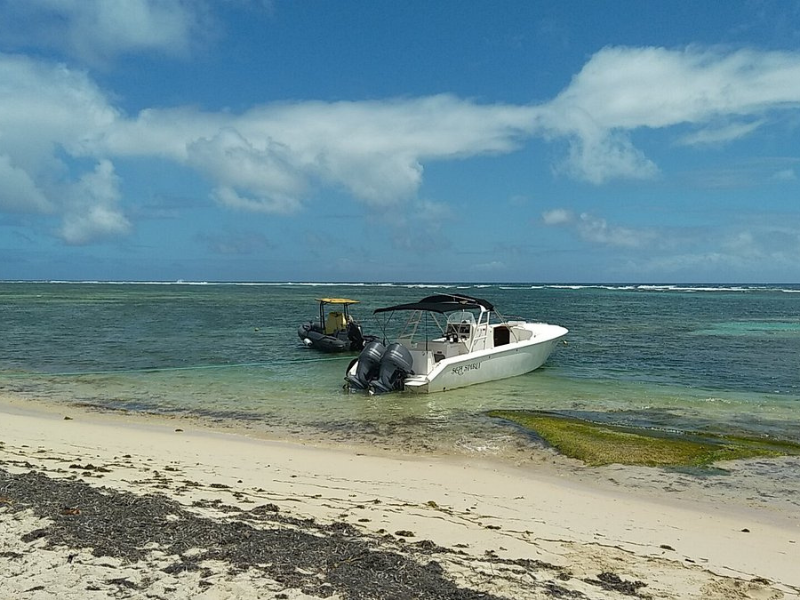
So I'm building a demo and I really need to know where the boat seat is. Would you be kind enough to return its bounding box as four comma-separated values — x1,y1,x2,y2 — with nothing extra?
325,311,347,334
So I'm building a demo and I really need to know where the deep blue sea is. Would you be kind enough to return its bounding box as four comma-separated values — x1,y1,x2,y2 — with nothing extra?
1,282,798,460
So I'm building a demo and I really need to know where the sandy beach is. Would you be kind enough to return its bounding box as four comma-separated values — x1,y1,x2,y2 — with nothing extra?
2,395,799,600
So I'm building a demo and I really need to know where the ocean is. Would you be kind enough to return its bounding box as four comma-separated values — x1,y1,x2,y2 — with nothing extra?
1,281,798,461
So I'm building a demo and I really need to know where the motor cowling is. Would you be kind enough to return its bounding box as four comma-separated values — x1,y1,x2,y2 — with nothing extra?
345,340,385,390
369,342,414,394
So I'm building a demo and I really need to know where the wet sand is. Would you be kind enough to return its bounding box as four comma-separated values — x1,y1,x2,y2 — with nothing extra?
2,395,799,599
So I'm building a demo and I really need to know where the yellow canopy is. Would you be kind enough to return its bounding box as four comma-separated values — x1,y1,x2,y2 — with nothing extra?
317,298,360,305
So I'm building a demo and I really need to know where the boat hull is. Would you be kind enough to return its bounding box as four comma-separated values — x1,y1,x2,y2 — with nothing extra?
403,326,566,393
343,293,568,395
298,322,350,352
302,329,349,352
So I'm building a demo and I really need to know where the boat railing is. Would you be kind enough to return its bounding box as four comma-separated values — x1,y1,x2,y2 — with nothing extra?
399,310,448,345
399,308,524,354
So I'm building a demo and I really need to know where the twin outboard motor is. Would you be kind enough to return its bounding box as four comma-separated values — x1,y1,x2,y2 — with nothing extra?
345,341,385,391
370,343,414,394
345,341,414,394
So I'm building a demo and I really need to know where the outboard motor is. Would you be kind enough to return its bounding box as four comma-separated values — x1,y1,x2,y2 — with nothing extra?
346,319,365,351
345,340,385,391
298,322,313,346
369,342,414,394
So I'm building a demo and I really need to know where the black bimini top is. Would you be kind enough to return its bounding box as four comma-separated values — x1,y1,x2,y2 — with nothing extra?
373,294,494,314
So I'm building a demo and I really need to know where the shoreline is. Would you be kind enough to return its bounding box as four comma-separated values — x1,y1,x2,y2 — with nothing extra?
6,391,800,517
2,394,800,599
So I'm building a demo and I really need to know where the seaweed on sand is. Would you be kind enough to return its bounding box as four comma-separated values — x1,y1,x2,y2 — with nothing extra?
1,467,598,599
487,410,800,468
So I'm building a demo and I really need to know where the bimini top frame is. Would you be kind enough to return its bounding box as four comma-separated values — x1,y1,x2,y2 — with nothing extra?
373,294,494,315
373,294,507,353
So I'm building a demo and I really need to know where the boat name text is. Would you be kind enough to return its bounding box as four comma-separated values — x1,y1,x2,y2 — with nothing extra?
452,363,481,376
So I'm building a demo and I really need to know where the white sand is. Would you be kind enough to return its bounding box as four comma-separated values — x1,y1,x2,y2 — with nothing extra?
2,395,798,599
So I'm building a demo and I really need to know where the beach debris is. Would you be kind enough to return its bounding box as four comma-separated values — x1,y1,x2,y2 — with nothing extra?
5,466,560,600
4,460,786,599
105,577,136,589
68,463,111,473
585,572,647,596
414,540,439,551
395,530,415,537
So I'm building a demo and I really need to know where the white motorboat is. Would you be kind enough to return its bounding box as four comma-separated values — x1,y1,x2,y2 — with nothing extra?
344,293,567,394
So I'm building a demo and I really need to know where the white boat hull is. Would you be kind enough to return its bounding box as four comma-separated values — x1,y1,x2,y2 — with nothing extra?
344,294,568,395
402,324,567,393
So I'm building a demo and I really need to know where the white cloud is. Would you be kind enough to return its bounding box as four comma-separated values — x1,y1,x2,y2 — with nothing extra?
211,186,302,215
545,46,800,130
719,227,800,264
5,42,800,249
576,213,655,248
225,96,537,206
541,209,574,225
384,198,455,253
187,127,306,214
580,222,800,278
635,243,798,277
771,168,797,181
0,54,117,171
677,120,764,146
0,54,539,237
60,160,131,245
542,208,657,248
0,54,131,243
87,95,538,210
0,0,208,66
532,46,800,183
0,154,54,213
681,159,800,189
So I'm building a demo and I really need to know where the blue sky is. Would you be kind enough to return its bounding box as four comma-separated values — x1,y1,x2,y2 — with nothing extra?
1,1,800,283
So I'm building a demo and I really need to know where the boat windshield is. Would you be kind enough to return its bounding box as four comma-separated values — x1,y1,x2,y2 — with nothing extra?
446,311,476,324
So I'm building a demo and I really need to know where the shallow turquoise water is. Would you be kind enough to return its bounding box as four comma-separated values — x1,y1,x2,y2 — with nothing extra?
1,282,798,457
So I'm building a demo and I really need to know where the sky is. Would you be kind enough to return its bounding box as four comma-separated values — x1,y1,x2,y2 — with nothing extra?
1,1,800,283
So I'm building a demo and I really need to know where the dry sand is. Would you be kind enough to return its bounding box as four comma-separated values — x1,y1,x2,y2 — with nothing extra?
1,395,798,600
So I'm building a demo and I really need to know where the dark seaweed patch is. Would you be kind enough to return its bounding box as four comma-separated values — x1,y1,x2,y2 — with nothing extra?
2,467,577,599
